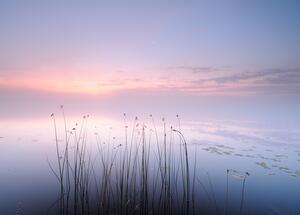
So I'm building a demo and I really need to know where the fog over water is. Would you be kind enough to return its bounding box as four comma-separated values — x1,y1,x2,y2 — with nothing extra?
1,101,300,214
1,1,300,214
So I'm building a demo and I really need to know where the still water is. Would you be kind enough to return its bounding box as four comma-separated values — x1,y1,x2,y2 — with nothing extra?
0,114,300,214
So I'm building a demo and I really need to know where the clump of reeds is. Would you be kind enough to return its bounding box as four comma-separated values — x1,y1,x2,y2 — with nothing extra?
48,108,250,215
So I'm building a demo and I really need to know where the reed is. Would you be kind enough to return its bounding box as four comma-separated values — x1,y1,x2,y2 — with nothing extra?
239,172,250,215
48,109,250,215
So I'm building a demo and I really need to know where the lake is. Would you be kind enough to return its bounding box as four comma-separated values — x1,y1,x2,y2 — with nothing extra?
1,112,300,214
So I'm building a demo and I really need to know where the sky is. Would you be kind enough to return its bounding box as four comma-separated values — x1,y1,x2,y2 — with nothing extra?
0,0,300,124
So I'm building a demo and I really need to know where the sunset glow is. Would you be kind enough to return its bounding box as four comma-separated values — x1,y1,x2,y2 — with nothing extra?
1,1,299,98
1,1,300,214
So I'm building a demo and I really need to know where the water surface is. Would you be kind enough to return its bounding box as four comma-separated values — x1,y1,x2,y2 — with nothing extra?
0,115,300,214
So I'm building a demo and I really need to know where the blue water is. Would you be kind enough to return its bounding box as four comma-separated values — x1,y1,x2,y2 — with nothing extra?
0,116,300,214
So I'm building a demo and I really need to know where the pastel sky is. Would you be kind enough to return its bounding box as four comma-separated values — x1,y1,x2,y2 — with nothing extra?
0,0,300,123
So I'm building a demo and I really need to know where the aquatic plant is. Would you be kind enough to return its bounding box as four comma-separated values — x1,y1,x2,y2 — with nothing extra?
48,108,250,215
